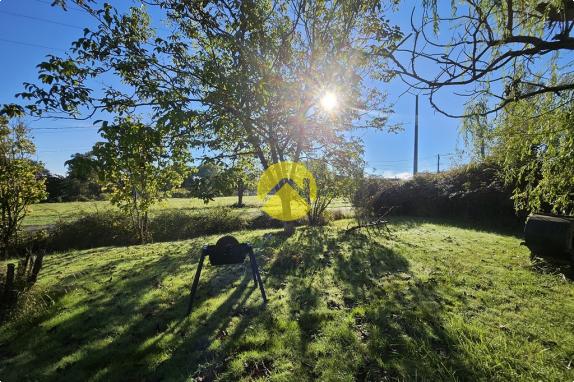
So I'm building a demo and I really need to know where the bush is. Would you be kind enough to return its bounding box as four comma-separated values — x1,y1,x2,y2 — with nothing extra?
307,208,352,226
359,160,520,223
329,207,354,221
40,208,251,251
47,211,137,251
14,230,51,256
248,213,285,229
150,207,247,241
24,206,358,253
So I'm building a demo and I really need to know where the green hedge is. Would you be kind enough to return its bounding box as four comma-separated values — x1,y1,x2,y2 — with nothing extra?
150,208,247,242
46,211,138,251
19,207,285,253
359,161,520,222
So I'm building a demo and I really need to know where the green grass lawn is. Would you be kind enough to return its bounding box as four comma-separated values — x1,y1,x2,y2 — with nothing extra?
1,219,573,381
22,196,261,227
23,197,351,227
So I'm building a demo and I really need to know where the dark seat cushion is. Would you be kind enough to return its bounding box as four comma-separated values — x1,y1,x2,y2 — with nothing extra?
206,242,250,265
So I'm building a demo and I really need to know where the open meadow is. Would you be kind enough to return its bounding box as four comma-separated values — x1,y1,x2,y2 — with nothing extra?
1,218,573,381
22,197,352,228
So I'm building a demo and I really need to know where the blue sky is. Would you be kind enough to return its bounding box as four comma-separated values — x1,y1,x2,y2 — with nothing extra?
0,0,464,176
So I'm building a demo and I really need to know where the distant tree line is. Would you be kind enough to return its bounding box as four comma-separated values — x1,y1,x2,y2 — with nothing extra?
41,150,260,205
40,151,102,202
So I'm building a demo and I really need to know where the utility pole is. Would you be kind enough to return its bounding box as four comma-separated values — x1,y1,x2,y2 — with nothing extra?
413,94,419,176
437,154,440,173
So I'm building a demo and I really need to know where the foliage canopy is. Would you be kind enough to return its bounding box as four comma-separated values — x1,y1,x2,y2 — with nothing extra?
0,118,47,256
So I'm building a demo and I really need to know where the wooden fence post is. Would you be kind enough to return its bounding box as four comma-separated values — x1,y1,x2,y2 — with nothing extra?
3,263,16,303
28,253,44,284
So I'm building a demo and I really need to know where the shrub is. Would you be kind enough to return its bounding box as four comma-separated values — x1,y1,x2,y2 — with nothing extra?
306,208,353,226
47,211,137,251
25,206,355,253
360,160,520,223
248,213,285,230
41,208,251,251
14,230,51,256
329,207,354,221
150,207,247,242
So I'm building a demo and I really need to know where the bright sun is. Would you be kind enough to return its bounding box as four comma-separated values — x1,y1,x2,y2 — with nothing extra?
320,92,338,112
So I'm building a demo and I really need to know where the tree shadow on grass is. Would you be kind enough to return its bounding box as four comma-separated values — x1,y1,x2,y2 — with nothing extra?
281,228,483,381
388,215,524,238
2,228,489,381
4,253,191,378
0,239,270,381
333,231,410,305
528,254,574,281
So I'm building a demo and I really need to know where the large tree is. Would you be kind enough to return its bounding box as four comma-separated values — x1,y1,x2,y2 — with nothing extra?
63,151,102,200
3,0,402,231
65,151,100,182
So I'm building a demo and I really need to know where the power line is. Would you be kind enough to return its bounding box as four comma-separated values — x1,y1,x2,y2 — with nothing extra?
30,126,98,130
0,37,66,52
368,158,413,164
368,153,455,165
0,10,84,29
31,0,88,14
30,0,172,34
36,148,93,152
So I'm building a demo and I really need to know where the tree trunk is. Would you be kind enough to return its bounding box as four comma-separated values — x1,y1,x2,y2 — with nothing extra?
280,192,295,235
141,211,149,244
237,179,244,207
3,263,16,303
28,253,44,284
283,221,295,236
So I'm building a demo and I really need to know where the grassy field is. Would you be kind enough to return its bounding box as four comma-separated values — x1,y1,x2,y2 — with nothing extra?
23,197,351,227
1,219,573,381
22,196,261,227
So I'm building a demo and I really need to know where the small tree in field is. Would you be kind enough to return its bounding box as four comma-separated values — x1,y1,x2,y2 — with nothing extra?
93,117,190,243
305,143,364,225
0,118,47,257
183,161,230,202
184,156,259,206
225,156,259,207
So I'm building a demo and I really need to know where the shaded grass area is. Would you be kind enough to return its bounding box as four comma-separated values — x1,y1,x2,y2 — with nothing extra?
1,219,573,381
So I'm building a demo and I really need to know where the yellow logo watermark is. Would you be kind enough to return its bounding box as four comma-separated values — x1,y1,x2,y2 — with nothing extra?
257,161,316,221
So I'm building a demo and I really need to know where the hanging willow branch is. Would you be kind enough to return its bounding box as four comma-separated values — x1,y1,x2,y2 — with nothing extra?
386,0,574,117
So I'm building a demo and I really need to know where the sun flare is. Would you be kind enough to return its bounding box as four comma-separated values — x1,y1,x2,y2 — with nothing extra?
320,91,338,112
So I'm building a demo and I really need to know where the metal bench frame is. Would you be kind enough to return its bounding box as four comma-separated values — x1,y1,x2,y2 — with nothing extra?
186,243,267,315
